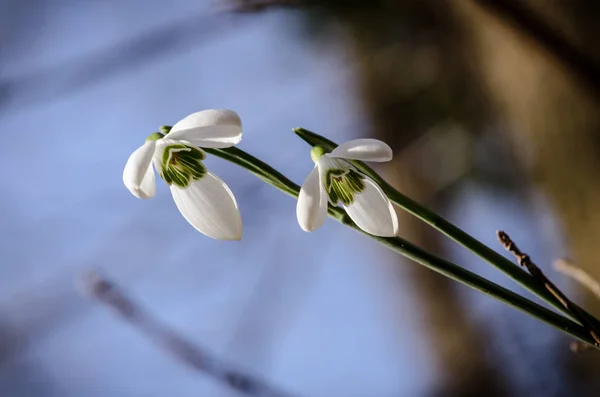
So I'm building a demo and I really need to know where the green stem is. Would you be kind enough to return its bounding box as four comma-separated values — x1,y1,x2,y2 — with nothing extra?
204,147,298,197
293,127,599,328
207,146,597,348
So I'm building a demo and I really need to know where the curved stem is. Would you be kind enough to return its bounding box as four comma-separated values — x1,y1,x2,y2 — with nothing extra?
293,127,600,328
206,145,597,348
205,147,297,197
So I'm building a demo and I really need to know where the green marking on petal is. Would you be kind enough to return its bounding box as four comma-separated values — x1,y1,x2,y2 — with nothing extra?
323,168,366,206
158,144,207,188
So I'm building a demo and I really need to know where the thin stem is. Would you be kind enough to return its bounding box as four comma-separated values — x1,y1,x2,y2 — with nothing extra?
293,127,600,328
160,126,297,197
204,147,298,198
207,145,597,348
347,218,595,347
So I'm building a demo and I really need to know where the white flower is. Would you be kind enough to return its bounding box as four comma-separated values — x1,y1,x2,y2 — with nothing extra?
123,109,243,240
296,139,399,237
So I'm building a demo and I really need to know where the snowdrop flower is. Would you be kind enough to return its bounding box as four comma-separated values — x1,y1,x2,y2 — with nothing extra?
297,139,399,237
123,109,243,240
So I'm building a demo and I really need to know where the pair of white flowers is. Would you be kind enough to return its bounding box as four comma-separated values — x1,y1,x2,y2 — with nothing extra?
123,109,399,240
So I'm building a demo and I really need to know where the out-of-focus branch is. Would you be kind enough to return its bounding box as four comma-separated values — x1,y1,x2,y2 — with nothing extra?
554,259,600,302
472,0,600,101
229,0,600,102
79,270,300,397
553,259,600,353
226,0,305,12
0,11,237,113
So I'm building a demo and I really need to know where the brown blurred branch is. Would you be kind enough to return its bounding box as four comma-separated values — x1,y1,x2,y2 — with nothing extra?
473,0,600,100
553,259,600,353
226,0,305,12
231,0,600,102
554,259,600,302
79,270,300,397
497,231,600,347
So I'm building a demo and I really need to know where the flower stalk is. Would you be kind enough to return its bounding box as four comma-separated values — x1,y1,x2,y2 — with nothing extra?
135,116,600,349
293,127,600,331
203,143,598,348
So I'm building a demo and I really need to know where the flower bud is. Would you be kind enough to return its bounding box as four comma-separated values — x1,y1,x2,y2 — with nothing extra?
310,145,327,163
160,125,172,134
146,132,165,141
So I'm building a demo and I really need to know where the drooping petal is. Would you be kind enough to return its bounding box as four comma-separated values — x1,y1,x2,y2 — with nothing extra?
343,177,398,237
330,139,393,162
170,172,242,240
123,140,157,199
297,166,328,232
167,109,242,148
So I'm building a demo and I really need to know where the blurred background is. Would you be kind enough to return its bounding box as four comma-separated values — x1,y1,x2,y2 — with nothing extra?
1,0,600,395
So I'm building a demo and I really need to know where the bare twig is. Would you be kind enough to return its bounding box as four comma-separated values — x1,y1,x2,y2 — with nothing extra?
79,270,300,397
497,231,600,348
554,259,600,300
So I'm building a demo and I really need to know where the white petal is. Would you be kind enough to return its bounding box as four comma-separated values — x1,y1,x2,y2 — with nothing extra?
344,177,398,237
330,139,393,162
297,166,328,232
123,140,156,199
167,109,242,148
170,172,242,240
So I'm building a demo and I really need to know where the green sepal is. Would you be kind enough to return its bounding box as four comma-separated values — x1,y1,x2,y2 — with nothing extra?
146,132,165,141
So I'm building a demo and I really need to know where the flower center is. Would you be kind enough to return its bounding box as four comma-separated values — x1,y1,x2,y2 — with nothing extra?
159,144,207,188
324,168,366,206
